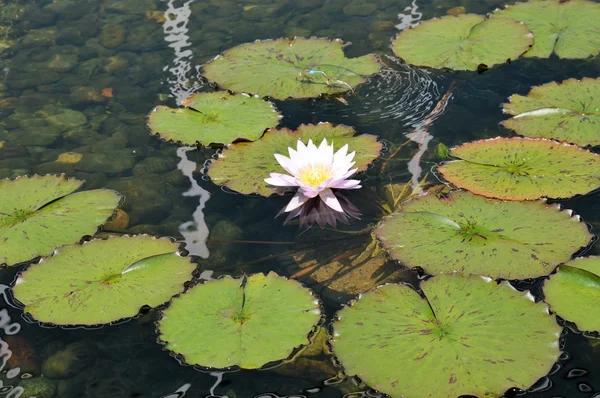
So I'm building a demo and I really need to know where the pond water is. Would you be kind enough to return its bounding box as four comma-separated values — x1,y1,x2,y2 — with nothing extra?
0,0,599,397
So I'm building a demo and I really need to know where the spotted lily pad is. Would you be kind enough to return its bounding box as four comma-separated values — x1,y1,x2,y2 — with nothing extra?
543,257,600,332
331,274,561,398
158,272,321,369
202,38,381,100
147,92,281,146
12,236,195,325
492,0,600,59
391,14,533,71
0,175,121,267
438,137,600,200
207,123,382,196
502,78,600,147
374,191,591,279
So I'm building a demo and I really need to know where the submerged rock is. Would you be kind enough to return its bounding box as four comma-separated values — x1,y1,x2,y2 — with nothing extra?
41,341,95,379
47,53,78,72
99,24,126,49
343,2,378,16
19,377,57,398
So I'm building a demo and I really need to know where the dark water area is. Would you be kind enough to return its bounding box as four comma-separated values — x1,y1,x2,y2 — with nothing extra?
0,0,599,397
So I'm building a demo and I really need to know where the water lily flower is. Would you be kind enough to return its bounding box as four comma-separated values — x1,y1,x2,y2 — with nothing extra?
280,191,361,229
265,138,362,215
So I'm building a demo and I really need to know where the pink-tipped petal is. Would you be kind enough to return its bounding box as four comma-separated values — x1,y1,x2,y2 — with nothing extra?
329,179,361,189
264,173,298,187
285,192,309,212
319,188,343,212
301,187,321,198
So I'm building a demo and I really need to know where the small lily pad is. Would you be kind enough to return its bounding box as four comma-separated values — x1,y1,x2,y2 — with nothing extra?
0,175,121,267
374,191,592,279
207,123,382,196
502,78,600,147
147,92,281,146
391,14,533,71
492,0,600,59
12,235,195,325
543,257,600,332
438,137,600,200
331,274,561,398
203,38,382,100
157,272,321,369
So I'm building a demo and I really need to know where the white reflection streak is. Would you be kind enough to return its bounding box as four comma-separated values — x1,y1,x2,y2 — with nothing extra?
406,127,434,187
161,0,203,105
396,0,422,31
177,147,211,259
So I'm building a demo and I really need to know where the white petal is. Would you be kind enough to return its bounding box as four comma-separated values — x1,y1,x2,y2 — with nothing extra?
318,138,334,164
301,187,321,198
329,179,361,189
284,191,309,212
333,144,349,165
264,173,298,187
296,140,307,152
319,188,343,212
274,154,298,175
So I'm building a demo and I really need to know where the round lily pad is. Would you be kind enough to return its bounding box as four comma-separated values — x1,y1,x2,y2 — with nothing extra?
157,272,321,369
203,38,382,100
0,175,121,267
207,123,382,196
12,236,195,325
502,78,600,147
391,14,533,71
374,191,592,279
331,274,561,398
543,257,600,332
147,92,281,146
438,137,600,200
492,0,600,59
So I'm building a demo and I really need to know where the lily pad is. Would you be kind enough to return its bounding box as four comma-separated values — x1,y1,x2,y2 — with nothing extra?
502,78,600,147
374,191,592,279
157,272,321,369
147,92,282,146
207,123,382,196
202,38,382,100
12,235,195,325
543,257,600,332
391,14,533,71
0,175,121,267
331,274,561,398
492,0,600,59
438,137,600,200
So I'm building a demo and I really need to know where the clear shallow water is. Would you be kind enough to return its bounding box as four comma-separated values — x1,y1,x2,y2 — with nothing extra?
0,0,599,397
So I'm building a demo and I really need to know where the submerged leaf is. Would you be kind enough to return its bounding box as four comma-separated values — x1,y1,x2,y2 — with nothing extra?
374,191,592,279
331,274,561,398
492,0,600,59
203,38,381,99
207,123,382,196
502,77,600,147
12,236,195,325
158,272,321,369
543,257,600,332
147,92,281,146
391,14,533,71
0,175,121,266
438,137,600,200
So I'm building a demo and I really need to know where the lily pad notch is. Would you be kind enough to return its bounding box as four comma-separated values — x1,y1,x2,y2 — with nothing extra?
157,272,322,369
203,37,382,99
12,235,196,326
147,92,282,147
0,174,122,267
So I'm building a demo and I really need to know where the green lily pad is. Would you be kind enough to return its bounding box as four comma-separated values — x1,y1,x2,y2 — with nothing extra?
202,38,382,100
12,235,195,325
147,92,282,146
438,137,600,200
543,257,600,332
502,78,600,147
492,0,600,59
331,274,561,398
0,175,121,267
391,14,533,71
207,123,382,196
157,272,321,369
374,191,592,279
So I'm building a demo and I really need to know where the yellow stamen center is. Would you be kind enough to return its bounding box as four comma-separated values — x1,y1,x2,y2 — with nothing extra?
297,164,333,187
